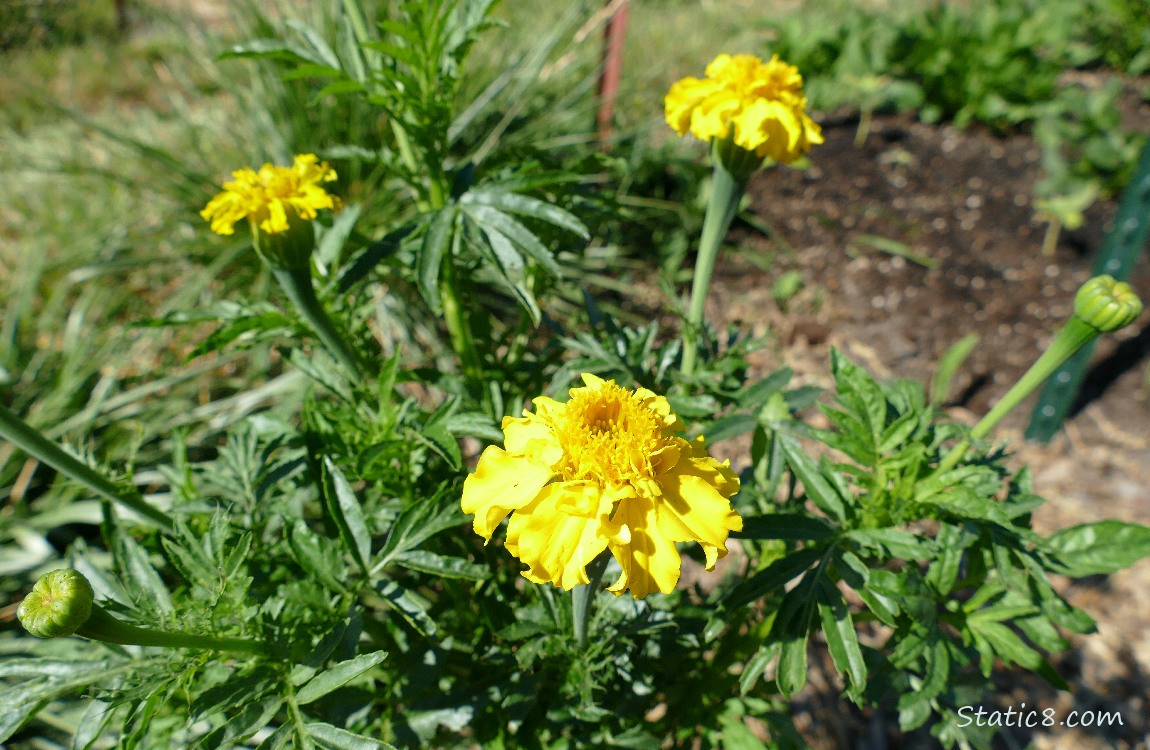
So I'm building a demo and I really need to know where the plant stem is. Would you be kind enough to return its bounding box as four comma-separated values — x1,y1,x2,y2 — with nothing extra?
0,404,173,529
439,259,490,412
572,554,610,646
681,151,749,377
934,318,1098,475
272,267,364,379
77,604,264,655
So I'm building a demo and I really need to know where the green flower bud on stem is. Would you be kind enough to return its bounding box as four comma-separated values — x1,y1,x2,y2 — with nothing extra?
934,275,1143,475
17,569,93,638
18,569,264,656
1074,275,1143,333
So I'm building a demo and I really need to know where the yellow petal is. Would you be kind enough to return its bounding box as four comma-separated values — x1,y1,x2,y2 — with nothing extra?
505,482,618,589
607,495,682,599
461,445,553,541
655,439,742,566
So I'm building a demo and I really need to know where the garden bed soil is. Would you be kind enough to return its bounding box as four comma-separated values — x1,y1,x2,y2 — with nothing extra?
705,111,1150,749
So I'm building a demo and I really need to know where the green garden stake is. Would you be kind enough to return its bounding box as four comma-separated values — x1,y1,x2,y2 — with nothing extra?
1025,140,1150,443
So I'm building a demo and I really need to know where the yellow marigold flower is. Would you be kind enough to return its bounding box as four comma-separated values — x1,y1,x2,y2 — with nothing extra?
462,373,742,599
200,154,338,269
665,53,823,165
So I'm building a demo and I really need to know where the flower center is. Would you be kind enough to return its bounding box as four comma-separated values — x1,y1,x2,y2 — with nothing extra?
555,381,664,487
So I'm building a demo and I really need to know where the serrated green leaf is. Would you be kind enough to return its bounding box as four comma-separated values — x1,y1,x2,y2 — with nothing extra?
289,520,348,592
393,550,488,580
724,546,823,609
462,189,588,238
777,632,809,697
845,528,935,560
374,580,436,637
733,513,836,541
297,651,388,704
739,642,780,696
779,435,849,522
307,722,398,750
376,490,468,565
816,578,867,691
322,458,371,572
718,716,771,750
1044,520,1150,576
412,423,462,471
465,204,562,277
419,208,456,313
702,413,758,443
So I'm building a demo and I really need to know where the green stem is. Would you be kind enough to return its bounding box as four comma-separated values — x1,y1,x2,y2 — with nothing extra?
272,267,364,379
77,603,263,655
572,554,610,646
439,259,490,412
681,146,751,377
934,318,1098,475
0,404,172,528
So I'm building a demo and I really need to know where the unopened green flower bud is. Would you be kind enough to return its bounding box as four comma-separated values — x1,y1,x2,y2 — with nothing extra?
17,569,94,639
1074,275,1143,333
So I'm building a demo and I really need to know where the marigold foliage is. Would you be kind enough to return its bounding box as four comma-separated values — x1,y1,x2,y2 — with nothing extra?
665,53,824,163
462,373,742,599
200,154,338,237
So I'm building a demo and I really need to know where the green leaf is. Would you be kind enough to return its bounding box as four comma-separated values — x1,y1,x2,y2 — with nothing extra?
393,550,489,580
930,333,980,406
418,208,457,313
816,578,867,691
845,528,935,560
702,413,758,443
376,489,468,565
306,722,398,750
462,189,588,238
779,435,849,522
739,642,780,696
412,423,462,471
718,716,771,750
297,651,388,705
465,204,562,277
777,632,809,697
1043,521,1150,576
289,520,347,592
323,458,371,572
724,547,824,609
733,513,836,541
374,580,437,637
738,368,794,409
855,569,902,626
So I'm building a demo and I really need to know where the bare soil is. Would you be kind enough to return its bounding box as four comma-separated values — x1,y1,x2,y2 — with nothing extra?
709,111,1150,749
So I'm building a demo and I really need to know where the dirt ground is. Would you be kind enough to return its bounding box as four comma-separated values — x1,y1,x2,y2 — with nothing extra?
705,110,1150,748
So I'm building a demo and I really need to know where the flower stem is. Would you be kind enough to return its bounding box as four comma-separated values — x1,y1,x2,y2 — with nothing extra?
572,554,610,646
77,603,264,655
934,318,1098,475
438,256,491,413
272,267,364,379
0,405,172,529
681,150,750,377
934,275,1141,475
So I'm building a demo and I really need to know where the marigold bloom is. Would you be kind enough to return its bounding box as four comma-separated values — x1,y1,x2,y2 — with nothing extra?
462,373,742,599
201,154,338,269
665,53,823,165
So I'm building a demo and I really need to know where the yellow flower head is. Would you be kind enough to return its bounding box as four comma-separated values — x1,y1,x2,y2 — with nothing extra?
200,154,338,269
665,53,823,165
462,374,742,599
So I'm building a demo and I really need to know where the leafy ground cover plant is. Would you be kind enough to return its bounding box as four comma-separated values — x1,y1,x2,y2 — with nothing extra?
765,0,1150,251
4,2,1150,749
